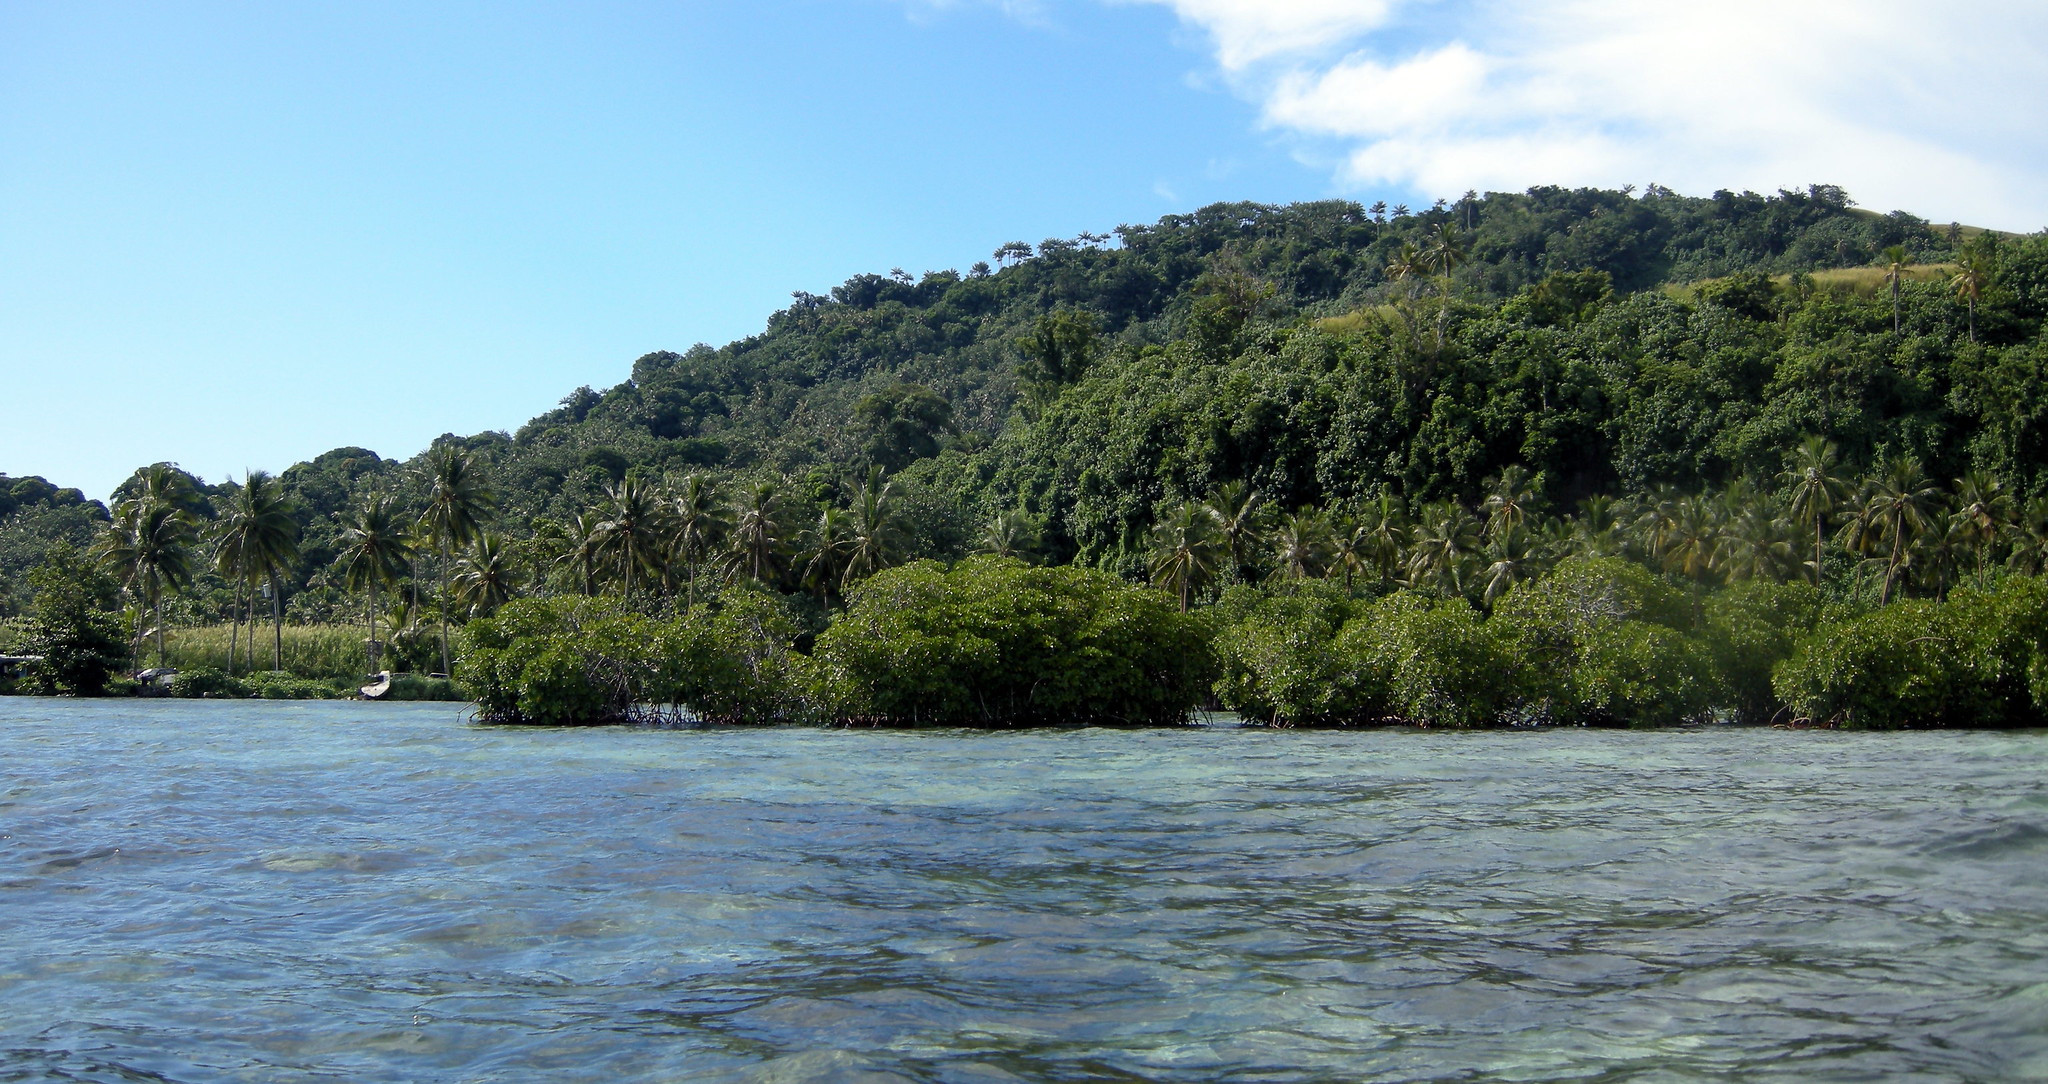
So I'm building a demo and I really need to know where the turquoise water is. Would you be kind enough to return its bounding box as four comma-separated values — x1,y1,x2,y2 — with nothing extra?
3,700,2046,1082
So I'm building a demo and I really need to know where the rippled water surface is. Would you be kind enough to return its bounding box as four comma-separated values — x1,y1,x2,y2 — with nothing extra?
4,700,2048,1081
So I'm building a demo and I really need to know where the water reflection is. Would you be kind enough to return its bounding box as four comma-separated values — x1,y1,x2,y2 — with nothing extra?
3,700,2046,1080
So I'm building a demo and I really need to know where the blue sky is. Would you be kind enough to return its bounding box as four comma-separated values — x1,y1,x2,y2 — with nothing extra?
4,0,2043,501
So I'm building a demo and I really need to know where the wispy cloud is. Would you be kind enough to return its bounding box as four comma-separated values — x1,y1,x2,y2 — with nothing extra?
1132,0,2048,228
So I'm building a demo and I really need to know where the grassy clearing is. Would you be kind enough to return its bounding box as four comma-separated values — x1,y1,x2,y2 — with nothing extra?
165,624,370,682
1663,263,1956,303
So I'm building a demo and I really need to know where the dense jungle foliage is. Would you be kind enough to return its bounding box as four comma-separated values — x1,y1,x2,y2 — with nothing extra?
9,182,2048,728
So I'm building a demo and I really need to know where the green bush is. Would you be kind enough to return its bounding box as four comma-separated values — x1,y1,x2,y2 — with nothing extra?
1342,594,1527,728
810,556,1213,727
461,592,807,726
245,670,345,700
1775,579,2048,728
1493,559,1719,727
18,545,127,697
385,674,467,701
170,667,249,698
1702,580,1824,724
1212,586,1383,726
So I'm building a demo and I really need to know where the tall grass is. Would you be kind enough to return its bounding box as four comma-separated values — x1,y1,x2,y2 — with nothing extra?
166,624,371,682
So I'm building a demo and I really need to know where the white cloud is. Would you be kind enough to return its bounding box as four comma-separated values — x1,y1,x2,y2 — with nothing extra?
1134,0,2048,228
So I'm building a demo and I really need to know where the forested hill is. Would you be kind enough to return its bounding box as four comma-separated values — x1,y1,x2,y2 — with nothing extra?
5,182,2041,618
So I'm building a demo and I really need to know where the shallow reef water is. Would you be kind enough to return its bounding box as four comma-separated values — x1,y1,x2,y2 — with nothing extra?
3,699,2046,1081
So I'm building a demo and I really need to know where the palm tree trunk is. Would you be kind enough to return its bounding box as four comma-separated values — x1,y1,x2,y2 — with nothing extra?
228,589,241,676
439,542,451,677
1881,521,1905,606
152,573,166,667
270,571,283,671
1814,519,1825,589
367,584,378,676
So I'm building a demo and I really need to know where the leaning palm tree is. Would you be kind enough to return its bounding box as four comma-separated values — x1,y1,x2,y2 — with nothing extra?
840,468,908,590
724,479,793,586
1864,457,1946,605
451,532,522,618
1950,469,2015,589
1779,436,1850,588
417,445,495,676
1881,245,1910,335
1269,508,1333,581
335,495,412,675
1148,501,1220,612
594,475,668,601
668,472,731,610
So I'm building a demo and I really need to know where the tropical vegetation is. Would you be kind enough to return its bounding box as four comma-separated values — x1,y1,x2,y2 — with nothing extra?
7,183,2048,727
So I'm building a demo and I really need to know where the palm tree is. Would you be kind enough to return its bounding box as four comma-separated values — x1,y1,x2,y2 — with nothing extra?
417,445,495,676
336,495,411,675
1658,495,1723,584
725,479,792,586
1864,457,1946,605
1385,242,1427,299
1881,245,1909,335
558,510,606,597
1422,223,1467,348
1952,246,1992,343
95,480,200,668
1571,495,1627,557
594,475,667,601
1631,488,1685,565
1950,469,2014,589
1327,514,1369,589
1405,501,1483,597
1201,481,1265,583
978,510,1038,560
1779,436,1850,588
209,471,298,674
800,507,855,601
1479,524,1548,605
1148,501,1220,612
1717,502,1797,583
2007,497,2048,576
668,472,730,610
840,468,907,589
1480,465,1537,540
209,506,253,675
1358,495,1408,585
1269,508,1333,581
451,532,522,618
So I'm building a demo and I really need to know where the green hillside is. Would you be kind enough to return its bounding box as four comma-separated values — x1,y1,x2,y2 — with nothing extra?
8,181,2045,717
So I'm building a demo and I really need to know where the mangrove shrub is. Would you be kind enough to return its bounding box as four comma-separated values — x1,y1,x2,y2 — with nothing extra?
809,556,1213,727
